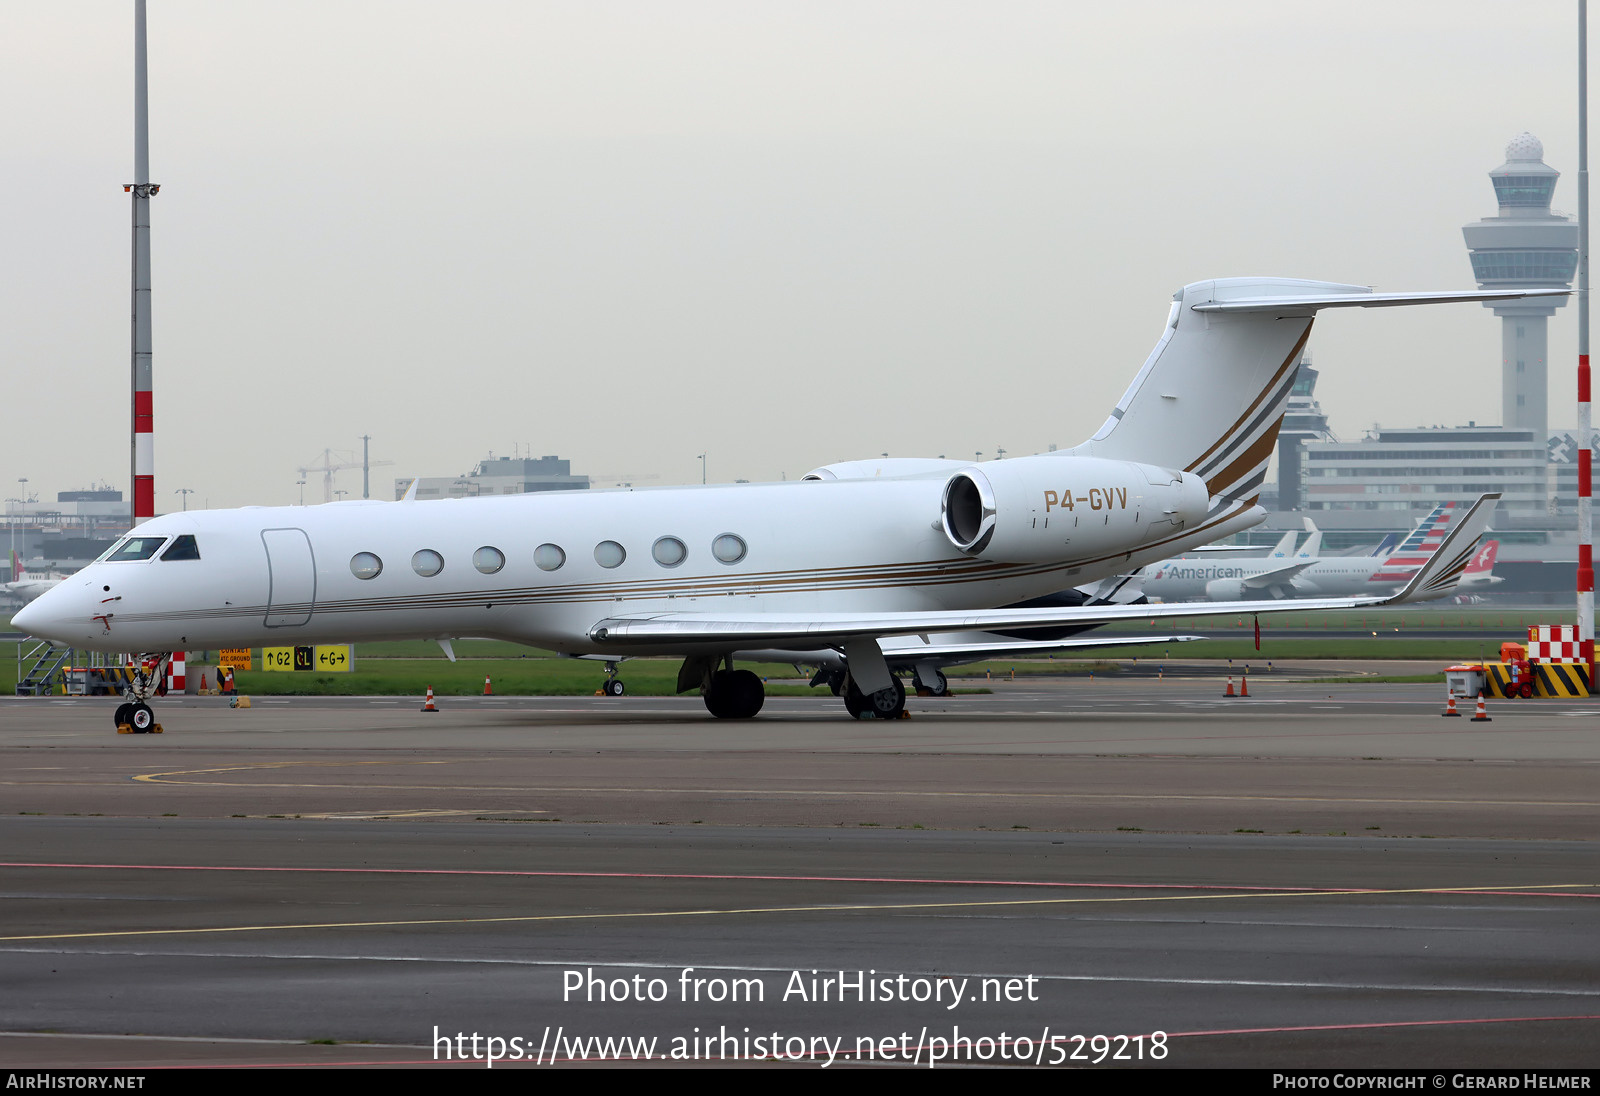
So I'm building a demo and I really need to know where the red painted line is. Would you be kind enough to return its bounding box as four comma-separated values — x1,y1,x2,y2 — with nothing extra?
0,861,1369,893
1169,1013,1600,1039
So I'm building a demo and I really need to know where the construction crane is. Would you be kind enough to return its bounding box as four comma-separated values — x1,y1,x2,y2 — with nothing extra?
298,445,394,504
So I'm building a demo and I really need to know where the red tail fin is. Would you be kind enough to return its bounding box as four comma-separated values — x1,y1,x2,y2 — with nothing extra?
1465,540,1499,574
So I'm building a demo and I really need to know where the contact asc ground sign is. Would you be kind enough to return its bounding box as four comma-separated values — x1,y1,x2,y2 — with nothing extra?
261,645,355,672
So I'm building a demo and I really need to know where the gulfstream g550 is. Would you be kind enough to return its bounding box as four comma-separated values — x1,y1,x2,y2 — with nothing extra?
14,278,1541,728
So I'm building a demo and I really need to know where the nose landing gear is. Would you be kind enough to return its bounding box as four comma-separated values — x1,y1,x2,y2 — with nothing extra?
114,653,170,734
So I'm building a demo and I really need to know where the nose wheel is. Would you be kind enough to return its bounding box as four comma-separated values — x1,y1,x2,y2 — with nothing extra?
113,653,170,733
115,701,162,734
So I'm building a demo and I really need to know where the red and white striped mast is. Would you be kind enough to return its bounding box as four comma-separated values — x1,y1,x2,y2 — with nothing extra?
1579,2,1594,688
126,0,158,528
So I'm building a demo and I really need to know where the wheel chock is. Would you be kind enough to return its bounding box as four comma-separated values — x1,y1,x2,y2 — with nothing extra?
230,696,252,709
151,723,164,734
117,723,134,734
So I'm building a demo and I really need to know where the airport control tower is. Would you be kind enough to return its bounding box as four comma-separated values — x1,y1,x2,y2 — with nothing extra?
1462,132,1579,446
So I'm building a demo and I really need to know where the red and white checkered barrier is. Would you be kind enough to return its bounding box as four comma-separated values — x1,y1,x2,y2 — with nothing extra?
165,651,186,693
1528,626,1582,664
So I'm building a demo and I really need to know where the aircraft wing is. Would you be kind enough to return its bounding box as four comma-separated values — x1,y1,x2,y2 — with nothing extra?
591,494,1498,649
1237,561,1313,593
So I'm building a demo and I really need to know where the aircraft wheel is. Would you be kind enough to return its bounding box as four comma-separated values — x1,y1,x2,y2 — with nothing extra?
929,670,950,697
843,675,905,720
704,669,764,719
129,703,156,734
114,702,133,729
604,679,626,697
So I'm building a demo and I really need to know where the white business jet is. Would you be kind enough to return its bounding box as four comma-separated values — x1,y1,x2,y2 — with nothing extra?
14,277,1544,730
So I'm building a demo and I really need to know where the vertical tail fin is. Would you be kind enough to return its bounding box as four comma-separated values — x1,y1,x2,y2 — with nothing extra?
1073,280,1564,543
1267,531,1296,558
1372,503,1457,582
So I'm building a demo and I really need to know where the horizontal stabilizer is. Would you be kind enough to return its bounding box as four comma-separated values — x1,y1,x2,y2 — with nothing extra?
1193,288,1567,314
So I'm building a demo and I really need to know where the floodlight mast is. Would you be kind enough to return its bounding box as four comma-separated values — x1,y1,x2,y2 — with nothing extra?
129,0,158,527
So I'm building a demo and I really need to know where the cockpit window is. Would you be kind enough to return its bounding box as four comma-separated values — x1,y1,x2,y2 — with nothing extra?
106,537,168,562
94,538,129,562
160,535,200,561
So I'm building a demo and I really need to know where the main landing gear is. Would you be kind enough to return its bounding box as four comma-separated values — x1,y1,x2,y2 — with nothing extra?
114,653,170,734
704,668,765,719
912,663,950,698
679,654,765,719
601,662,626,697
842,673,906,719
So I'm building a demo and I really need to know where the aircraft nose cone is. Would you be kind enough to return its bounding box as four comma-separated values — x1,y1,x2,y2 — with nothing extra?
11,599,41,634
11,584,74,642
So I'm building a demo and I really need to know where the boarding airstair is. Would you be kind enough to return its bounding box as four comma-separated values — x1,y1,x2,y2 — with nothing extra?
16,641,72,696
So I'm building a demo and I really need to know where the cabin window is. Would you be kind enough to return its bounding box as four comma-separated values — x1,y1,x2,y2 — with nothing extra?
350,552,383,580
534,543,565,571
712,533,747,564
594,540,626,569
107,537,167,562
160,535,201,561
652,536,687,568
411,549,444,577
473,546,506,574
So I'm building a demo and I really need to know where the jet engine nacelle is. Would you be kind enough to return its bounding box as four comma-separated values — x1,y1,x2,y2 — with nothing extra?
1203,578,1251,601
940,455,1208,564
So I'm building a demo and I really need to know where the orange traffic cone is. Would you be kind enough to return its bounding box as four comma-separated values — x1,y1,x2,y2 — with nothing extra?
484,675,493,696
1441,694,1460,718
1471,693,1490,722
199,672,208,693
1238,676,1250,698
1225,676,1235,697
421,687,438,712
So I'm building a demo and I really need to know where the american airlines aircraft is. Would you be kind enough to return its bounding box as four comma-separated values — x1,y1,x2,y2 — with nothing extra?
13,277,1536,730
1140,501,1485,602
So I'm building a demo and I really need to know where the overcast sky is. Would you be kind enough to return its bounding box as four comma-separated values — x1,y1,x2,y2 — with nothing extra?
0,1,1587,510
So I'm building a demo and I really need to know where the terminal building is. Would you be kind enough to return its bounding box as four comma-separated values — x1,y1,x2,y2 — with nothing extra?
395,454,590,501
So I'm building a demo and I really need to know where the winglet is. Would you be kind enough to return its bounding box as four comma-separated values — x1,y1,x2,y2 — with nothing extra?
1384,494,1501,604
401,478,420,502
